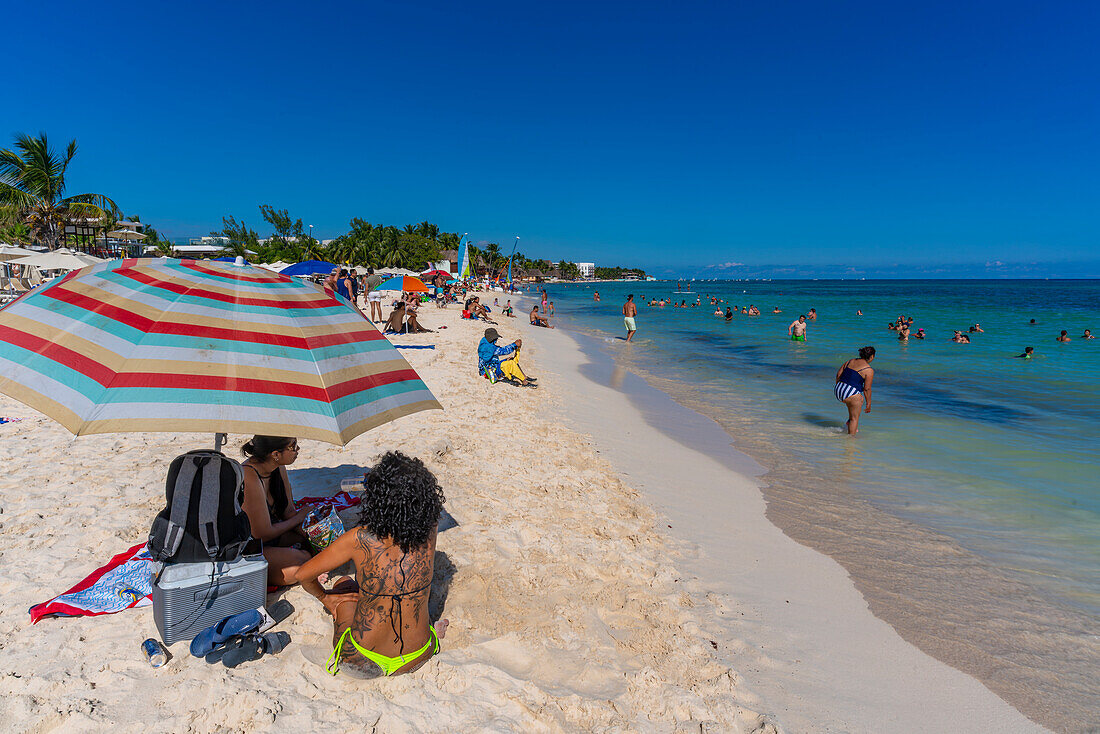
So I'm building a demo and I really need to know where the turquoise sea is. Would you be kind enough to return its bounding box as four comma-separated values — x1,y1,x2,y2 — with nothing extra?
536,279,1099,619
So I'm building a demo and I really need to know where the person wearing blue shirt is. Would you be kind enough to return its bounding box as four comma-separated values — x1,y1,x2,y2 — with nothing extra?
478,329,535,387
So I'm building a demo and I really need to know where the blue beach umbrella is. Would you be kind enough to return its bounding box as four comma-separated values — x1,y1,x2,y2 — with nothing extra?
280,260,337,277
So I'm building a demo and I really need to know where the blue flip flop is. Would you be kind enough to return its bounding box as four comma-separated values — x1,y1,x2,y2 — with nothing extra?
189,610,263,657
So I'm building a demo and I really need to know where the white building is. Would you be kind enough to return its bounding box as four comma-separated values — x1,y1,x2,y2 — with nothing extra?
189,236,229,246
577,262,596,278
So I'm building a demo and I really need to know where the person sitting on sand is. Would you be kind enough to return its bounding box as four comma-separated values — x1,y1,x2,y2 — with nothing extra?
530,305,552,328
241,436,315,586
1057,330,1071,342
465,297,495,323
502,300,514,317
1016,346,1035,359
296,451,450,678
478,328,535,387
834,346,875,435
1083,329,1095,339
383,302,433,334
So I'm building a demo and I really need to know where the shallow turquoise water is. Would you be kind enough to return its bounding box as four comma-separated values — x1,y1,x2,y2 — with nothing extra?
537,279,1100,614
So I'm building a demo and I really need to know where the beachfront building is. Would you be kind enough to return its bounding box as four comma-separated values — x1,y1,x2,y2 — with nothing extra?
428,249,459,275
577,262,596,278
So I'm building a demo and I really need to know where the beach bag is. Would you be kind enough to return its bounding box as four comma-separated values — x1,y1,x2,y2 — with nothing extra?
147,450,252,564
301,505,345,552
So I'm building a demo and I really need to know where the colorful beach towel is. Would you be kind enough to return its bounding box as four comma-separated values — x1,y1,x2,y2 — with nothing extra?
29,543,153,623
297,491,361,512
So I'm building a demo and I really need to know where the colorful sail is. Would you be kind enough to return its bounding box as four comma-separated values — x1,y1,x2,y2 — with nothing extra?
458,236,470,279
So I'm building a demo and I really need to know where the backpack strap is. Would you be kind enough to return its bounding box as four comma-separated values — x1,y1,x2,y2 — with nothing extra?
160,454,201,559
196,455,225,559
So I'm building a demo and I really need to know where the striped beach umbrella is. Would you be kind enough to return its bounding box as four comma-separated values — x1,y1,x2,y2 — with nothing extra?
0,259,441,445
376,275,428,292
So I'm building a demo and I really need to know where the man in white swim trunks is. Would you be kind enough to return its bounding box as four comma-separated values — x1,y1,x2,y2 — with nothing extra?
363,268,385,323
623,294,637,342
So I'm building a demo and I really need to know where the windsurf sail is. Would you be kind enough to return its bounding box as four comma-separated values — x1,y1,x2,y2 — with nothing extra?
458,236,470,279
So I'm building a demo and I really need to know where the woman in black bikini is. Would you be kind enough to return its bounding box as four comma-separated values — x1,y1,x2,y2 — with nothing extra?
241,436,314,585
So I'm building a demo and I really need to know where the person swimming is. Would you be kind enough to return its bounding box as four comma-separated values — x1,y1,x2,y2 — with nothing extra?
1084,329,1095,339
834,346,875,435
725,307,733,321
1016,346,1035,359
1057,330,1071,342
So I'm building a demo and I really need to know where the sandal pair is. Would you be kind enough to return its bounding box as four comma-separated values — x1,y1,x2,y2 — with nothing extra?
207,631,291,668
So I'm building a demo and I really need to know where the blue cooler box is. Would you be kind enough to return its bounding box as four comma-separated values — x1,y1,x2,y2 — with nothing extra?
152,554,268,645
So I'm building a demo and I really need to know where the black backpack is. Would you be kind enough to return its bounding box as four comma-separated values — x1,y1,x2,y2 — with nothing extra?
148,450,252,563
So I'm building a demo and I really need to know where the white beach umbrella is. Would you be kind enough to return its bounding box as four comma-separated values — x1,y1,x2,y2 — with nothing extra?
106,230,147,241
10,250,104,270
0,245,39,262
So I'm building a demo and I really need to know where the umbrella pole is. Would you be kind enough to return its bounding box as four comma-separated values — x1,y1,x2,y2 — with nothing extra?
214,432,227,453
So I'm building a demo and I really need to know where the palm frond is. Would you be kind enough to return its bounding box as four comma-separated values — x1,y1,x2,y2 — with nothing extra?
64,193,120,219
0,181,37,210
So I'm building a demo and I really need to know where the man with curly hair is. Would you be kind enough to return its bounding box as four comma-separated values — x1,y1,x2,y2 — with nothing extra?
296,452,450,677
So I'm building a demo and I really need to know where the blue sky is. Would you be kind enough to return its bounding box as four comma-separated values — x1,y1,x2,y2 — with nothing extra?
4,1,1098,277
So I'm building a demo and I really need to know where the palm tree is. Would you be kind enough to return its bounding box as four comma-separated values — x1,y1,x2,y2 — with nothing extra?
0,132,119,250
0,218,30,245
483,242,502,268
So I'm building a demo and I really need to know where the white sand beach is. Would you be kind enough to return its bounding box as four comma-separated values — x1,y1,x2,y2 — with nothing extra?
0,298,777,733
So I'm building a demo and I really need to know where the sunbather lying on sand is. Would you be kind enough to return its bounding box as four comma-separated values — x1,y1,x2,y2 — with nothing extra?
296,451,450,678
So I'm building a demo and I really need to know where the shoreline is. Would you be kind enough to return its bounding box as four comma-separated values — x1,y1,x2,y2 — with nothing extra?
528,318,1050,732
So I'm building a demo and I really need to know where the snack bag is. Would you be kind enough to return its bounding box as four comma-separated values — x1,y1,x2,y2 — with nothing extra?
302,505,345,551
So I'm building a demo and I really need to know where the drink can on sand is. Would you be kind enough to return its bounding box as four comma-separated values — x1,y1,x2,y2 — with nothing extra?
142,638,168,668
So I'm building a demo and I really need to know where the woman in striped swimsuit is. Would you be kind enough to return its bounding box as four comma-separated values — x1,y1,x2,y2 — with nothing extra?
834,346,876,435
